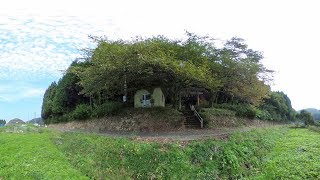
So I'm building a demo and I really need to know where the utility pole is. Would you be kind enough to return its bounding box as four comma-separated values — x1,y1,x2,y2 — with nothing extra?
123,75,127,102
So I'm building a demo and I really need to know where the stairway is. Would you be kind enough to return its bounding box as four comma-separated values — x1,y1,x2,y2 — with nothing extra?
182,109,202,129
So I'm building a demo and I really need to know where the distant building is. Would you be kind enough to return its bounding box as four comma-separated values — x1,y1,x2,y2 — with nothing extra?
134,87,165,108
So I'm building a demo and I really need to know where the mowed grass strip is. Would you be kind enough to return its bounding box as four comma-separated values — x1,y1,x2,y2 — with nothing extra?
0,131,87,179
253,128,320,179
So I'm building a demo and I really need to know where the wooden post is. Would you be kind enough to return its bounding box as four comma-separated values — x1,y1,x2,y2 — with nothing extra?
197,93,200,106
179,93,182,110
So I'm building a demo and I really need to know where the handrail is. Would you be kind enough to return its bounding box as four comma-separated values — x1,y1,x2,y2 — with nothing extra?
190,105,203,128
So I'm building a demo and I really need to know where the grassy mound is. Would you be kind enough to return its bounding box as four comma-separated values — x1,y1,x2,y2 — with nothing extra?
49,107,184,132
54,127,286,179
2,125,320,179
200,107,282,128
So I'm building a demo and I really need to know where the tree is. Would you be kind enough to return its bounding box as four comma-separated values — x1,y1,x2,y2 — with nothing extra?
297,110,314,126
43,32,274,123
42,61,90,121
259,91,296,121
214,37,272,105
0,119,6,125
72,35,221,107
41,82,57,119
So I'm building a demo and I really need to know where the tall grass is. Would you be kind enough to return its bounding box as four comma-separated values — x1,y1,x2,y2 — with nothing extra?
55,127,286,179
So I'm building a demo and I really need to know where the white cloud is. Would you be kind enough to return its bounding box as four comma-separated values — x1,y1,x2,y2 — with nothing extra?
0,13,116,80
0,84,45,102
1,0,320,111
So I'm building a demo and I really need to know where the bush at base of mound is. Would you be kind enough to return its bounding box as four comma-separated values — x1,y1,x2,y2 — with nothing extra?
48,107,185,132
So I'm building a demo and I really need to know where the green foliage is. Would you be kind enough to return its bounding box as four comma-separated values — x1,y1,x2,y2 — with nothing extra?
214,103,257,119
72,34,222,106
56,127,285,179
200,108,236,117
41,82,57,119
252,128,320,179
91,101,123,118
259,91,296,121
255,109,272,120
297,110,315,126
41,62,91,123
0,119,6,125
303,108,320,120
52,70,88,115
308,125,320,132
71,33,271,107
120,106,182,118
0,130,86,179
214,37,272,106
42,32,276,123
72,104,93,120
3,126,320,179
201,91,296,122
200,108,236,127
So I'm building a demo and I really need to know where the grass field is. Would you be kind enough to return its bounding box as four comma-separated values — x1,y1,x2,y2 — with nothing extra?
0,126,86,179
0,125,320,179
252,127,320,179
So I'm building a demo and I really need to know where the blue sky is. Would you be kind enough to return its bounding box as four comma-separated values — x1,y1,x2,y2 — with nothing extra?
1,0,320,121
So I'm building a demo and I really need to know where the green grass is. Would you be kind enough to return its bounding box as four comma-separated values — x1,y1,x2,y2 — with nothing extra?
252,128,320,179
1,125,320,179
0,126,87,179
54,127,286,179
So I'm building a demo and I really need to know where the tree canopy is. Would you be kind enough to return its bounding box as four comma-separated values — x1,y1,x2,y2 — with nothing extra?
71,33,271,105
0,119,6,125
259,91,296,121
42,32,279,123
297,110,315,126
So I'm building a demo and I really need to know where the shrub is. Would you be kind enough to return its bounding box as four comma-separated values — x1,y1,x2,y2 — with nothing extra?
255,109,272,120
200,108,236,118
214,104,257,119
200,108,236,127
92,101,123,118
72,104,92,120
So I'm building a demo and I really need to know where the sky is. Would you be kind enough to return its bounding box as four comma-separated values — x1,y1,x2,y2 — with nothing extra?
0,0,320,121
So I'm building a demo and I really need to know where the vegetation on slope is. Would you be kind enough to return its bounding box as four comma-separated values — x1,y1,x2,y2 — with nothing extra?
40,32,312,127
1,125,320,179
55,127,286,179
41,32,275,124
49,107,185,132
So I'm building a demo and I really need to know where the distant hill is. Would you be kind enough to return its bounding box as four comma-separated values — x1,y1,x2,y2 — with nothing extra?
27,118,45,126
6,118,25,126
302,108,320,120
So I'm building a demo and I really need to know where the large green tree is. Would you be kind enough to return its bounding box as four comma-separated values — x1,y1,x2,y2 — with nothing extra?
259,91,296,121
72,34,222,106
214,37,272,105
41,62,89,120
41,82,57,119
42,33,274,122
297,110,315,126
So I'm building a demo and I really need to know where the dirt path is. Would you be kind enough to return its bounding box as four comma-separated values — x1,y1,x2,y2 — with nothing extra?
51,124,285,142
